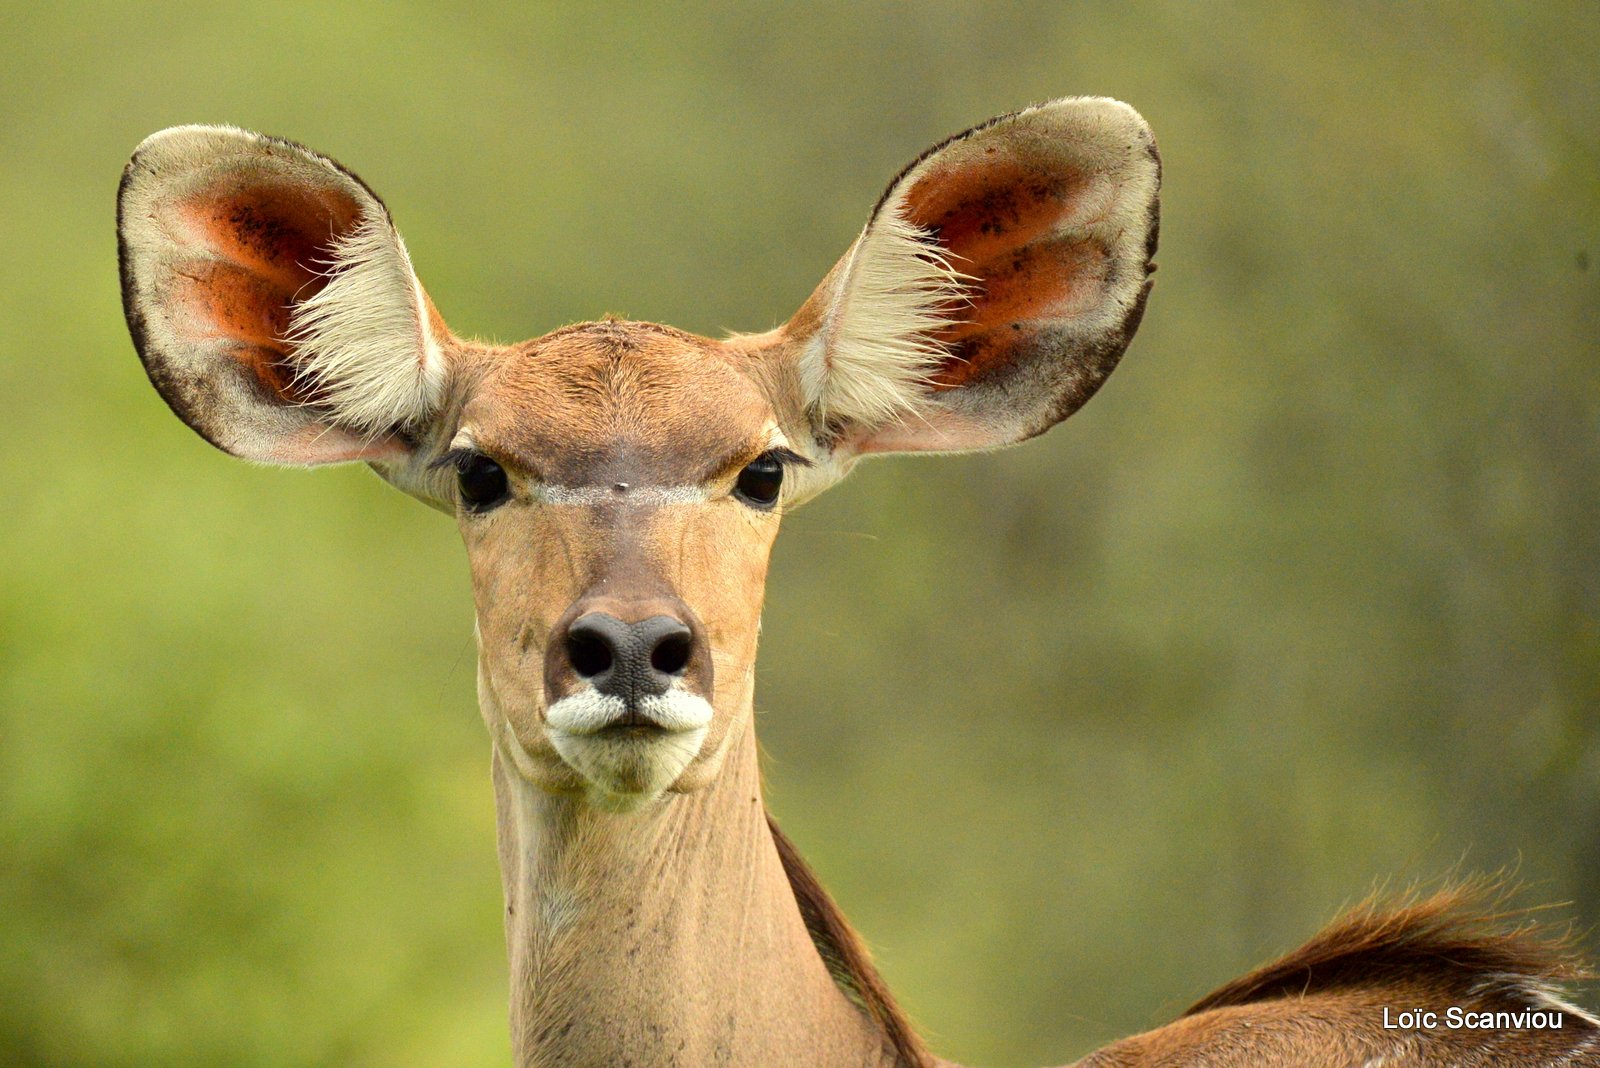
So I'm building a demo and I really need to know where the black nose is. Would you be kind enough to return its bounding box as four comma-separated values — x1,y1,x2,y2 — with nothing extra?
564,613,694,703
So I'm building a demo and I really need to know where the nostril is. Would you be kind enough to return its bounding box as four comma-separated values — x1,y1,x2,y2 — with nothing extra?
567,631,613,679
562,613,693,697
650,633,691,676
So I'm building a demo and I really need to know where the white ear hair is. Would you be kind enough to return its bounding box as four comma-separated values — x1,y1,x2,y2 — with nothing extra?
284,211,446,432
798,210,969,427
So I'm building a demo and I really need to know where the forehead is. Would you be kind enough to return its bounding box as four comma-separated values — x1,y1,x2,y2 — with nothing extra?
464,320,773,485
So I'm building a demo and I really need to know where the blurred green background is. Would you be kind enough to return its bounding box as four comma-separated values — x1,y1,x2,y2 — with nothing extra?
3,2,1597,1065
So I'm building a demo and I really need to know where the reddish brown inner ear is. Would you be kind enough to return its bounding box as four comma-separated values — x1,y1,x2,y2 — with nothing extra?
168,181,362,399
901,157,1109,389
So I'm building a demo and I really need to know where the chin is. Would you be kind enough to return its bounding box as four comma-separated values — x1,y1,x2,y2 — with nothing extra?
549,726,709,811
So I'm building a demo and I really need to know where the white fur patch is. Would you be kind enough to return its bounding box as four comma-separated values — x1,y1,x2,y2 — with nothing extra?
802,209,969,427
284,212,445,431
545,689,712,735
545,688,713,808
535,484,708,506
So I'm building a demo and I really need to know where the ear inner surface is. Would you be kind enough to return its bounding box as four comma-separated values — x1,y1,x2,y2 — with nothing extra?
784,97,1160,456
119,125,445,466
902,106,1151,404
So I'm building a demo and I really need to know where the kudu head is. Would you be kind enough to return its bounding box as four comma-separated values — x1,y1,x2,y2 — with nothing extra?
119,100,1159,810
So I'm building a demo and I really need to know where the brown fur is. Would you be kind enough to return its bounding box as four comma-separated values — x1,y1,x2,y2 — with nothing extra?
469,320,772,485
1075,883,1598,1067
769,814,931,1068
1187,882,1591,1016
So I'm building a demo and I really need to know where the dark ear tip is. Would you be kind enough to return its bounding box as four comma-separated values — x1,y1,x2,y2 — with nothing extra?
1143,138,1163,268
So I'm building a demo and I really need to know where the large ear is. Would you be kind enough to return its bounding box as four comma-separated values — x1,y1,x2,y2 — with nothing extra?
118,125,450,466
778,97,1159,455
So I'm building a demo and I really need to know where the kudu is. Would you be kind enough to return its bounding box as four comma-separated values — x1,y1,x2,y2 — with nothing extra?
120,99,1598,1066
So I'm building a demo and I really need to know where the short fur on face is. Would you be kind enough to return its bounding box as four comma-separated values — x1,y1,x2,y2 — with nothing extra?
460,323,785,808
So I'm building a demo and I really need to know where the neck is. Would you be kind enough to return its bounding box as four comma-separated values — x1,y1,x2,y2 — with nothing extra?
491,716,908,1067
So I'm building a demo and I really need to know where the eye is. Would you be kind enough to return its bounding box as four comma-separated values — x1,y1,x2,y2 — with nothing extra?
456,453,509,511
733,453,784,508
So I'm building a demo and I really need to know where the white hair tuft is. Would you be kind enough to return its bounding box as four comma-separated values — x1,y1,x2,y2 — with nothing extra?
801,207,970,427
284,212,445,431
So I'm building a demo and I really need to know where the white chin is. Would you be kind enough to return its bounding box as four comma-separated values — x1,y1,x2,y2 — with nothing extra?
545,690,713,810
549,727,709,810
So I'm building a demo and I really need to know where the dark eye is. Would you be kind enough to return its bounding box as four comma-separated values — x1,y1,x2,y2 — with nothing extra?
457,453,509,511
733,453,784,508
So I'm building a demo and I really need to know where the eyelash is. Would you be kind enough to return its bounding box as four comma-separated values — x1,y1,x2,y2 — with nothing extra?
433,447,489,473
758,447,810,470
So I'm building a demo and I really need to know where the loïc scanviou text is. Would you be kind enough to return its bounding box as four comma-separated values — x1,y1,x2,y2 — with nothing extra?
1383,1007,1565,1031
